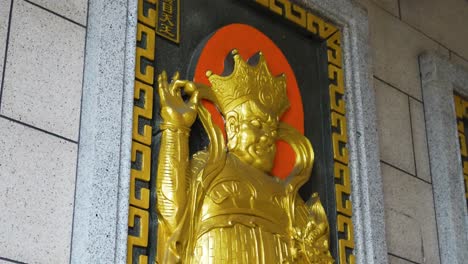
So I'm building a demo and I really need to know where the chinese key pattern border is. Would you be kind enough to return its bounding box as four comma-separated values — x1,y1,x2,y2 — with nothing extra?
127,0,156,263
453,95,468,210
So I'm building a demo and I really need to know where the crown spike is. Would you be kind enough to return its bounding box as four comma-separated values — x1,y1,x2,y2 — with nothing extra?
207,51,290,117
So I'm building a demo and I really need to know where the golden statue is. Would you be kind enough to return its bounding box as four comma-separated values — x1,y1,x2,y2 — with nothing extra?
156,50,334,263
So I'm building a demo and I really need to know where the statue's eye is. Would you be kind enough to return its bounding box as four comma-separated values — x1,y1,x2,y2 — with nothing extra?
250,119,261,128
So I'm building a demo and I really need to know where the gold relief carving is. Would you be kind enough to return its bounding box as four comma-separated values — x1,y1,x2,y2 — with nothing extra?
155,51,333,263
337,214,356,264
306,13,337,39
133,80,154,145
453,94,468,214
458,119,465,134
334,162,352,217
326,28,355,262
269,0,307,26
128,206,150,264
136,23,155,85
454,95,465,132
460,132,468,157
455,95,463,118
465,175,468,198
329,64,346,115
255,0,338,39
331,111,349,165
327,32,342,68
130,141,151,209
138,0,157,28
269,0,286,15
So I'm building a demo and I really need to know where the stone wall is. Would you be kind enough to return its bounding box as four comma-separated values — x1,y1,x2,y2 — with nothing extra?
0,0,467,263
357,0,468,263
0,0,87,263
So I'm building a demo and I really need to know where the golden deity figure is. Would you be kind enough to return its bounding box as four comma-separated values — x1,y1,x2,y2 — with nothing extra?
156,50,334,264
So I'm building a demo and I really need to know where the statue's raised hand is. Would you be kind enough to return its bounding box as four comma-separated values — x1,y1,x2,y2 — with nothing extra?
158,71,199,128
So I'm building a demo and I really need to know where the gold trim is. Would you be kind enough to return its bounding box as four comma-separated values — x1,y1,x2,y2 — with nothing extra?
156,0,181,44
127,0,156,263
453,95,468,201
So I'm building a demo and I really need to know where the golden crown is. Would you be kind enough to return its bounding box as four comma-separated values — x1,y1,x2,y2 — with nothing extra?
206,50,290,117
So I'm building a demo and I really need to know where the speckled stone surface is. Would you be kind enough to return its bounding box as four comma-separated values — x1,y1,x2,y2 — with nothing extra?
28,0,88,26
70,0,137,263
381,163,440,264
388,255,414,264
0,0,11,92
357,0,399,18
450,52,468,73
365,1,449,100
375,78,415,175
401,0,468,59
1,0,85,141
419,52,468,264
0,117,77,264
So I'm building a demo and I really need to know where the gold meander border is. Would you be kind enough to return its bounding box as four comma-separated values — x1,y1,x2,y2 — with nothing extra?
453,95,468,206
254,1,355,263
127,0,156,263
127,0,355,263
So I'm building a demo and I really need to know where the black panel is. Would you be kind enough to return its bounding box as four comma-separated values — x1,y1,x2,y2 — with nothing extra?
150,0,337,261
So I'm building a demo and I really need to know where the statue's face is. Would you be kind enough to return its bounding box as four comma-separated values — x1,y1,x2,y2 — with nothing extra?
225,102,278,173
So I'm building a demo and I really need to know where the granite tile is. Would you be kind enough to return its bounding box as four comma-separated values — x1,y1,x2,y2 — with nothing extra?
0,117,77,264
367,1,449,100
450,52,468,73
386,208,423,262
388,255,414,264
410,98,431,182
400,0,468,60
27,0,88,26
0,0,11,95
381,162,440,264
357,0,399,18
375,78,415,174
1,0,85,141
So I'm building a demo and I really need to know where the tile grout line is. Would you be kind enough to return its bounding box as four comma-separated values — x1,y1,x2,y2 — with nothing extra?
397,0,402,19
0,256,28,264
68,0,90,261
373,75,423,104
0,114,78,144
21,0,86,28
380,159,432,185
417,58,443,264
408,96,420,181
0,0,15,113
388,252,420,264
372,0,461,61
